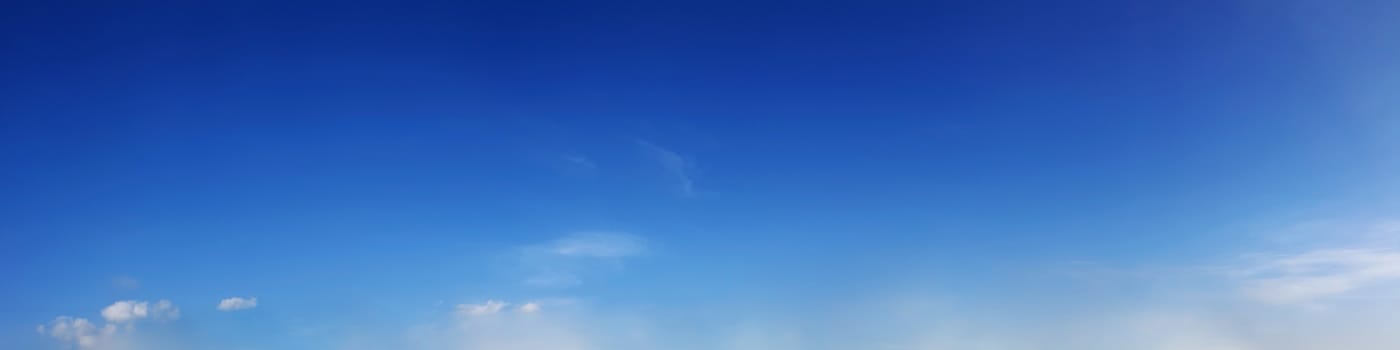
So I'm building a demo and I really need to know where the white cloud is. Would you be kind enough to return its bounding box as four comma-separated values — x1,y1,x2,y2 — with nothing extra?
518,232,648,287
457,300,509,316
38,317,116,349
562,154,597,169
550,232,647,258
100,301,144,323
406,298,629,350
637,140,697,197
40,299,182,349
1234,248,1400,303
457,300,544,316
1221,220,1400,304
217,297,259,311
101,300,179,323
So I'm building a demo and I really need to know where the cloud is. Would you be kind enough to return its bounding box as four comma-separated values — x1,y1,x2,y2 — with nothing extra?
407,298,636,350
637,140,697,197
37,317,116,349
40,300,182,349
1222,220,1400,304
1233,248,1400,304
562,154,597,170
217,297,259,311
101,300,179,323
456,299,549,316
518,232,648,287
110,276,140,291
550,232,647,258
457,300,510,316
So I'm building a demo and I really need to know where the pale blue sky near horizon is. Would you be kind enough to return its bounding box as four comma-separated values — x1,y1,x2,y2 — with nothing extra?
3,1,1400,349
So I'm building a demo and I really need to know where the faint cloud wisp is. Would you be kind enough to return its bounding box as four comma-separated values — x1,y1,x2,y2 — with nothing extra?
518,232,648,287
637,140,698,197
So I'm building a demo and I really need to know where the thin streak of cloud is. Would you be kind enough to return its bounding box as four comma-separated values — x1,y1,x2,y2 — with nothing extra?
1223,220,1400,304
1234,248,1400,304
562,154,597,170
550,232,647,258
457,300,510,316
637,140,697,197
517,232,648,287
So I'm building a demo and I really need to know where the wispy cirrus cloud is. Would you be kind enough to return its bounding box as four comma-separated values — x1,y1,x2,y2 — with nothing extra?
517,232,648,287
1228,220,1400,304
549,231,647,258
561,153,597,170
637,140,697,197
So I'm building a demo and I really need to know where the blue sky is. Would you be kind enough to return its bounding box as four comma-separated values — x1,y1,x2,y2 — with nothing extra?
3,1,1400,349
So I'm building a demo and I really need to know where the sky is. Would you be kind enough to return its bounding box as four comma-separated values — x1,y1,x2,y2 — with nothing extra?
2,0,1400,349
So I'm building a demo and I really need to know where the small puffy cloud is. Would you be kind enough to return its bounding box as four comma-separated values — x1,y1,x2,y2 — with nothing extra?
100,301,144,323
38,317,116,349
519,302,542,313
217,297,259,311
458,300,509,316
101,300,179,323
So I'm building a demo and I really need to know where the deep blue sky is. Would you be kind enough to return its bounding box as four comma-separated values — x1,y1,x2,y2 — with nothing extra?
4,1,1399,349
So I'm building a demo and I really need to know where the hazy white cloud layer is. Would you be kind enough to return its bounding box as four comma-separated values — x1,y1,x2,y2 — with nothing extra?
39,221,1400,350
217,297,259,311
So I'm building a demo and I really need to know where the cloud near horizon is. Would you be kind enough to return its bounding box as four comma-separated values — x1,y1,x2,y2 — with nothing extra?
38,221,1400,350
39,300,180,349
1226,220,1400,304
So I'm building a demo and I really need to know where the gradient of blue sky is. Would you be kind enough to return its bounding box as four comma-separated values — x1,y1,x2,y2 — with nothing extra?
3,1,1399,349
